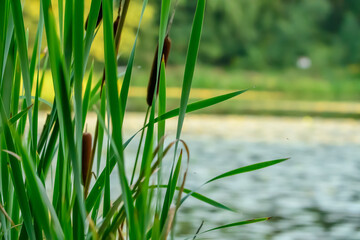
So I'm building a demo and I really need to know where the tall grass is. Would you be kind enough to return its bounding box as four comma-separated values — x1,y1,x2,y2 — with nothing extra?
0,0,288,239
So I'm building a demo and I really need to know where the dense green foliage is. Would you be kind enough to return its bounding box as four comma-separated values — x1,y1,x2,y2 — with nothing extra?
168,0,360,69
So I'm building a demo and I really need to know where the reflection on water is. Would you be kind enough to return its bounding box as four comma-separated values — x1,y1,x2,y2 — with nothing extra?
122,114,360,240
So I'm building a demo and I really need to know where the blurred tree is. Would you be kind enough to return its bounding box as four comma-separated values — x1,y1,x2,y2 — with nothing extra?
23,0,360,71
167,0,360,70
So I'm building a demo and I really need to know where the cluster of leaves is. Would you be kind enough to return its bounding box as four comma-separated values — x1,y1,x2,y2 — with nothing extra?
0,0,287,239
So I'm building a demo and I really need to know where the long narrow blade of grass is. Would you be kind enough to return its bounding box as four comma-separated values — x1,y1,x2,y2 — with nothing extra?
96,90,106,175
38,53,49,95
201,217,271,234
0,0,8,80
83,0,101,72
1,44,15,117
73,0,84,177
11,53,21,117
1,2,14,82
157,59,167,174
136,90,155,237
160,150,182,231
18,96,53,108
130,107,149,184
191,220,204,240
102,0,138,238
174,0,205,153
10,0,33,126
29,2,44,87
205,158,289,184
58,0,63,40
31,78,39,160
63,0,72,68
181,188,233,212
8,104,33,125
82,62,93,128
156,89,246,122
103,140,111,217
119,0,148,122
151,184,233,211
38,120,59,176
180,158,289,209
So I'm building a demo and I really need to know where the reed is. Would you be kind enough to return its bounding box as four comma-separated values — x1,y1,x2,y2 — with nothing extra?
0,0,288,239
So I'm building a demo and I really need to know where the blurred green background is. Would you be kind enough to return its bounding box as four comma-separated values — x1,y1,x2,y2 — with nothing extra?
24,0,360,117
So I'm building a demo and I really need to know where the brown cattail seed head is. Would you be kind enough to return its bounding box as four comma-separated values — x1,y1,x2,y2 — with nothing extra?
146,35,172,106
85,2,103,31
82,133,92,185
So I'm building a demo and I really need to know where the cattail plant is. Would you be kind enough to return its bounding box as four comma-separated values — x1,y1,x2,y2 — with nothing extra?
0,0,288,239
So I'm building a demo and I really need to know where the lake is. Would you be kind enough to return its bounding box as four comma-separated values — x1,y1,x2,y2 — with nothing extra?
119,113,360,240
50,112,360,239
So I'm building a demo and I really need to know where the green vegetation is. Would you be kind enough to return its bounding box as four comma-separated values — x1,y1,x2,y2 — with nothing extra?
0,0,288,239
22,0,360,114
170,0,360,69
132,66,360,102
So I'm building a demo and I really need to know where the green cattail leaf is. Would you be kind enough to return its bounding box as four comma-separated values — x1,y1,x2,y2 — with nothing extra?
96,90,106,175
11,53,21,117
63,0,73,68
73,0,85,184
31,78,39,160
29,2,44,88
38,53,49,95
0,0,9,81
175,0,206,153
82,62,93,128
156,90,247,123
119,0,148,122
160,151,182,231
1,3,14,80
152,185,233,212
10,0,33,125
8,104,33,125
201,217,271,234
37,120,59,176
205,158,289,184
83,0,101,71
102,0,139,238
